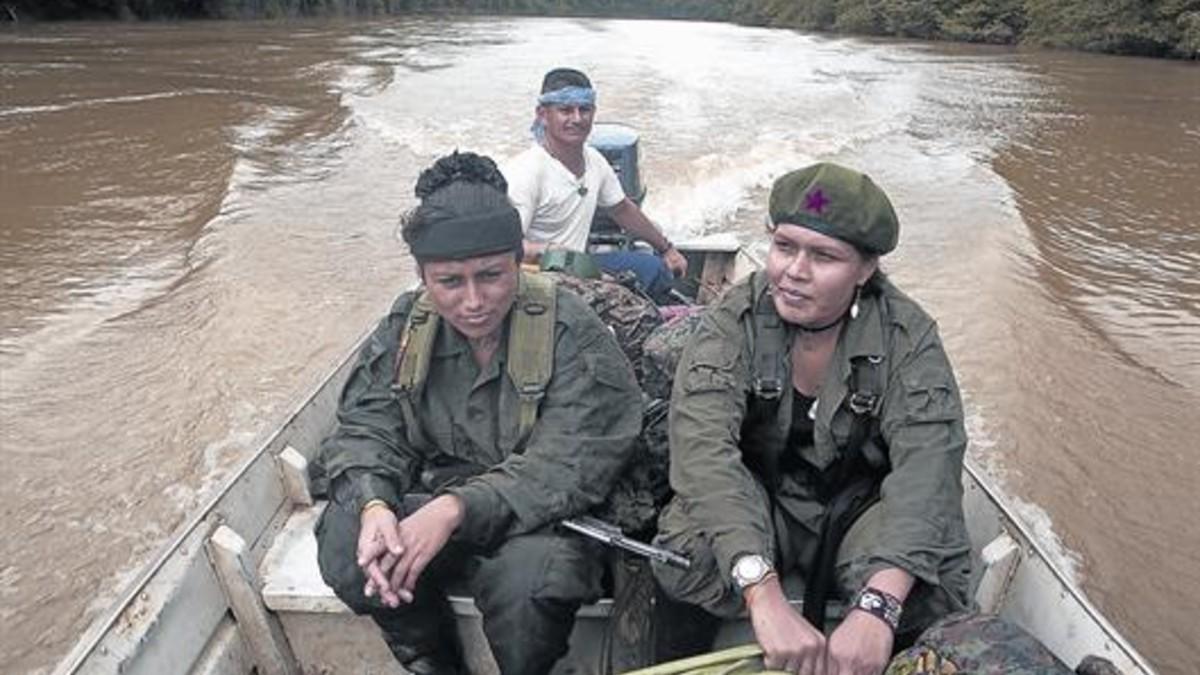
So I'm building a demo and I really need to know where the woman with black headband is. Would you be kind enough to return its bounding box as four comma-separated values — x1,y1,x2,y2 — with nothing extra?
310,152,642,674
651,163,972,675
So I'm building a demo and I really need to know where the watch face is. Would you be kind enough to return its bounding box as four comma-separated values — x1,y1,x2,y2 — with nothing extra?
734,555,770,587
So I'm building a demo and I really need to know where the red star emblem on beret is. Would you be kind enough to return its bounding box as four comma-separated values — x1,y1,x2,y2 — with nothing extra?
805,188,829,214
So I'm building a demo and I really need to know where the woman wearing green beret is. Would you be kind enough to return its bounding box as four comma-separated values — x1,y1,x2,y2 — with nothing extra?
652,163,972,675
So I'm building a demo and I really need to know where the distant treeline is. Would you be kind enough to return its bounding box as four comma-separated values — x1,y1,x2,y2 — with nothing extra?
5,0,1198,59
731,0,1200,58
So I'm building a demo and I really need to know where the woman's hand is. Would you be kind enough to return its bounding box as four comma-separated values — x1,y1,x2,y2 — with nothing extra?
357,504,406,607
387,494,465,599
825,609,894,675
826,568,912,674
746,577,827,674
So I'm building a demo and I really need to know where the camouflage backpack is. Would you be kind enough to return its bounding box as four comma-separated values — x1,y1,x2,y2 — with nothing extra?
642,311,706,401
532,276,709,538
595,310,707,536
541,271,662,386
533,272,669,537
885,612,1076,675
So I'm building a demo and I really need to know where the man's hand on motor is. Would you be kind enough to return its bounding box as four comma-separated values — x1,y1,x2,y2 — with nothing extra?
388,494,465,599
357,504,407,607
825,608,894,675
663,246,688,278
745,576,827,674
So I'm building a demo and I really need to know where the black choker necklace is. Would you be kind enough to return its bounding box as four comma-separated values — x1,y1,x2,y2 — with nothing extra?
796,315,845,333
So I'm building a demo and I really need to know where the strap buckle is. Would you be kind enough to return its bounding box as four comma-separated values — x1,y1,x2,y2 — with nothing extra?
753,377,783,400
409,308,432,325
848,391,878,415
522,301,548,315
517,383,547,402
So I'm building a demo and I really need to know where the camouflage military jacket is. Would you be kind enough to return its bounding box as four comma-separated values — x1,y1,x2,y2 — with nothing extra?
669,271,970,588
316,285,642,550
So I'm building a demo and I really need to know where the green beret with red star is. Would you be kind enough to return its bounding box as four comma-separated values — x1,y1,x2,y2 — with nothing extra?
768,162,900,255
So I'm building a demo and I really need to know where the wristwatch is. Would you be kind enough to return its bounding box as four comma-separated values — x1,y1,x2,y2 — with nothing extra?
851,586,903,631
731,554,774,590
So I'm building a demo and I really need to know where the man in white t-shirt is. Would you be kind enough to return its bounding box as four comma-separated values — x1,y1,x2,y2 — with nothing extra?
504,68,687,300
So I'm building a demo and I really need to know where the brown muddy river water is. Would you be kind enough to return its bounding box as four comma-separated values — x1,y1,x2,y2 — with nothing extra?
1,16,1197,675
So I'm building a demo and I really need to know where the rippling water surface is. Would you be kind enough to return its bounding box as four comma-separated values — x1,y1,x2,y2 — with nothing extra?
0,18,1197,674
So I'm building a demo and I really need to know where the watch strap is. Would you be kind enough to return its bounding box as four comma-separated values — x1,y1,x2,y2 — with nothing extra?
851,586,902,631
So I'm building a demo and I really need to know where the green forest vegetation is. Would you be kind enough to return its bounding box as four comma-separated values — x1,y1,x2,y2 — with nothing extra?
5,0,1198,59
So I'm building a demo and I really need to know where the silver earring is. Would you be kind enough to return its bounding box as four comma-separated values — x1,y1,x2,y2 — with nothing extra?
850,286,862,320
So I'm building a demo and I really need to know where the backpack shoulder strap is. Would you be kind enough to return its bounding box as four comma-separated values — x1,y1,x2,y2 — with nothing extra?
506,272,558,445
744,276,787,401
844,290,893,471
394,290,438,392
393,290,439,448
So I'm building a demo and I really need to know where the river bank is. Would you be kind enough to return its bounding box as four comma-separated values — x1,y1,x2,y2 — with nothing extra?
3,0,1199,60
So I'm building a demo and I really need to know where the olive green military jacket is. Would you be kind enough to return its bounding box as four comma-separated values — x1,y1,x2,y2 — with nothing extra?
669,271,970,590
316,284,642,550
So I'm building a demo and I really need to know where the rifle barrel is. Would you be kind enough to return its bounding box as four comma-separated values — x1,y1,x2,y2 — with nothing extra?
562,518,691,570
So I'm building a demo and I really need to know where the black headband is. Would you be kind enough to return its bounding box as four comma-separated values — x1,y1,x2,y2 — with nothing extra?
407,207,523,261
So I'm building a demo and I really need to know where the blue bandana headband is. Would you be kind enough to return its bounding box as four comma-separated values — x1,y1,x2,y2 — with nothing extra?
531,86,597,141
537,85,596,107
